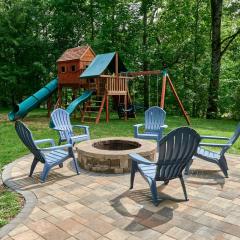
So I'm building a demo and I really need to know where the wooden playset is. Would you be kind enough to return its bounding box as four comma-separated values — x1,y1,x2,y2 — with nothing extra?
8,44,190,124
52,45,190,125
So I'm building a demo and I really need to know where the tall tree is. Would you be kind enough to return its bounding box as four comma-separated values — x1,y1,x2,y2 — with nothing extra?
141,0,149,109
206,0,240,118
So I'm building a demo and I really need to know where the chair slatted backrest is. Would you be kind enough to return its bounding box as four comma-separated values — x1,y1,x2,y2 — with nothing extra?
51,108,73,141
145,107,166,132
155,127,200,181
221,123,240,155
15,121,45,163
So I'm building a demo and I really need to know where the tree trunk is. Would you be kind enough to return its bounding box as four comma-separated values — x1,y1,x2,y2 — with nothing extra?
192,0,200,117
142,0,149,110
206,0,223,119
90,0,94,41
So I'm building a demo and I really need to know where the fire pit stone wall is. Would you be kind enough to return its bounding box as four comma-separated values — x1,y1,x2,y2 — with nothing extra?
76,137,156,174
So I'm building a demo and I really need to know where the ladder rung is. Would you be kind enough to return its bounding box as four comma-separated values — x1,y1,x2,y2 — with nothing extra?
85,111,98,113
86,105,100,108
84,116,97,119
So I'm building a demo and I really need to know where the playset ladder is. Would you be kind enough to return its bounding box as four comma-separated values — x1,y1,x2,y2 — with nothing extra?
82,94,104,123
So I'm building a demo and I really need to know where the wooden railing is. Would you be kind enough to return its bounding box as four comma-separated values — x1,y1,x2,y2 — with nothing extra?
100,75,131,95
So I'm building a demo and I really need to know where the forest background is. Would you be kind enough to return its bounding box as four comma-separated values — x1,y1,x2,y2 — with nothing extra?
0,0,239,119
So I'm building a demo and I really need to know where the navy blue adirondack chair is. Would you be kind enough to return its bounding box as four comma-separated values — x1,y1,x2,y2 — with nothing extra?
129,127,201,206
15,121,80,182
134,106,168,149
185,123,240,178
51,108,90,145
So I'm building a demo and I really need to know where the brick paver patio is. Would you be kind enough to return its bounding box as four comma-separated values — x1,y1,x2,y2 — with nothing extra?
2,153,240,240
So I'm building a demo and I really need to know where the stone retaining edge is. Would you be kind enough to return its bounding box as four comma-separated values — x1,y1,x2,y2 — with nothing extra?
0,155,37,238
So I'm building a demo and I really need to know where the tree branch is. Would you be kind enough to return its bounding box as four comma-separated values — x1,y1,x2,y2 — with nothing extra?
220,28,240,57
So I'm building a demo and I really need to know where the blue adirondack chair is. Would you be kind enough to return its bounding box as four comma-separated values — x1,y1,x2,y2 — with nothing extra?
15,121,80,182
134,106,168,149
51,108,90,145
129,127,201,206
185,123,240,178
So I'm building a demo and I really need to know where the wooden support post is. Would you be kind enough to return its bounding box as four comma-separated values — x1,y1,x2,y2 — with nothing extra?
72,88,77,118
64,88,68,107
58,86,62,108
124,94,127,120
167,74,191,125
96,93,106,124
106,95,109,122
47,96,52,117
115,52,119,81
160,73,167,108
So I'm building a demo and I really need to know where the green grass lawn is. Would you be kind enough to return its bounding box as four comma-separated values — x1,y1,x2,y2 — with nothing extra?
0,186,23,228
0,108,239,227
0,108,240,169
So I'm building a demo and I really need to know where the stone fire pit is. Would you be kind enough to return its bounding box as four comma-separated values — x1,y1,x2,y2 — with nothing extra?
76,137,156,173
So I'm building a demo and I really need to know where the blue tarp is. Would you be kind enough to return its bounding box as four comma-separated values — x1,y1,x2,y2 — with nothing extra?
80,52,127,78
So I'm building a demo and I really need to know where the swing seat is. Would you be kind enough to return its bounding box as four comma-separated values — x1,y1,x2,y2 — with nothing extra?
118,104,136,119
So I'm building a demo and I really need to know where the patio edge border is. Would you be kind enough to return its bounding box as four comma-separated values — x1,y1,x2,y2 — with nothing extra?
0,155,37,238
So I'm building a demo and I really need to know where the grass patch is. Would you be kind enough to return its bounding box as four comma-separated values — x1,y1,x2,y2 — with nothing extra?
0,109,240,169
0,186,23,227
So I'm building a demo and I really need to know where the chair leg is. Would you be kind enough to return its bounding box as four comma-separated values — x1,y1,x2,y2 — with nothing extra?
130,161,138,189
73,155,80,175
164,180,169,185
150,180,159,206
222,155,228,170
179,175,188,201
218,161,228,178
184,158,193,175
40,164,51,183
29,158,38,177
157,141,160,152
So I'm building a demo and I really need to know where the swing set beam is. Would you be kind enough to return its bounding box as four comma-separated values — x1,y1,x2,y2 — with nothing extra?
162,74,191,125
124,70,162,76
124,69,191,125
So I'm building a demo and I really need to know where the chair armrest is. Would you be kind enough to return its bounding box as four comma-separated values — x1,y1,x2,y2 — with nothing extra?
53,127,68,132
199,143,232,147
72,125,89,129
34,139,55,147
134,124,144,128
70,135,90,144
200,135,230,140
39,144,72,152
72,125,90,135
129,153,154,165
134,124,144,137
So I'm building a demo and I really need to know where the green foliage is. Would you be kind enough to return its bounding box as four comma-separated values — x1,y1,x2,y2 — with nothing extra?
0,0,239,118
0,187,22,227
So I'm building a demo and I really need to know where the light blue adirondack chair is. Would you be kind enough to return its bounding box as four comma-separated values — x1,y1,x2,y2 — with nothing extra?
185,123,240,178
129,127,201,206
134,106,168,149
15,121,80,182
51,108,90,145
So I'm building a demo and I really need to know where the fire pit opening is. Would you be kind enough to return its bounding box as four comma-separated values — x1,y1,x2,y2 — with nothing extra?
93,140,141,151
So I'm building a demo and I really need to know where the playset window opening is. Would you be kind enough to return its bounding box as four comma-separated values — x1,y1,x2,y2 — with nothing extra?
71,65,76,72
61,66,66,73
